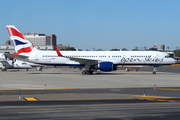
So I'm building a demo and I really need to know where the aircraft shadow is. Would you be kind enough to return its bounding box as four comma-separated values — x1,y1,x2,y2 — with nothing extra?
6,70,21,72
94,72,154,76
26,72,154,75
28,73,62,74
93,72,126,75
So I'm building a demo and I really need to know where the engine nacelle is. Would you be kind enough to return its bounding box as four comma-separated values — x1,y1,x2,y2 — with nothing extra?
98,62,117,71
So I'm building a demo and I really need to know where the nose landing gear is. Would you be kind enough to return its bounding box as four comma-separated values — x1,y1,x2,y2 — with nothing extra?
152,66,158,74
153,68,157,74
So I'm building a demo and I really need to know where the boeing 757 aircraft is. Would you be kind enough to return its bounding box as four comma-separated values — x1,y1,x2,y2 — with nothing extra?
5,25,176,74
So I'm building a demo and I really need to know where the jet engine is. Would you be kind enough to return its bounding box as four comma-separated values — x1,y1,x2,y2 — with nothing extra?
96,62,117,71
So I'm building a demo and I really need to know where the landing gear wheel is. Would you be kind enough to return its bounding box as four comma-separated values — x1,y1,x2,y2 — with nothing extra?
152,67,157,74
82,71,86,75
82,70,93,75
89,71,93,74
2,69,7,71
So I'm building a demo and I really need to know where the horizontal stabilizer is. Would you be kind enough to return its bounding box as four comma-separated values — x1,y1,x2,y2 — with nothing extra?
4,53,28,59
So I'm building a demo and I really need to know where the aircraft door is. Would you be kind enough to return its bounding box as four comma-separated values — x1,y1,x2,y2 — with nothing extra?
122,52,126,58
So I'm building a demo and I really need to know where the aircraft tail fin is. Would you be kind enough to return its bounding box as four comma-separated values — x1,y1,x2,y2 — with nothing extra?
4,55,8,60
3,52,11,60
6,25,38,55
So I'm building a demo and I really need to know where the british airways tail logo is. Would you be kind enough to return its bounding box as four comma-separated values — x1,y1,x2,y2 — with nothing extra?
7,26,34,54
7,27,28,40
15,45,34,55
14,40,28,46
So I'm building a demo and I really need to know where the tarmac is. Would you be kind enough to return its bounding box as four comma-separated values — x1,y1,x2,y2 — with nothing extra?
0,66,180,90
1,66,180,120
0,66,180,101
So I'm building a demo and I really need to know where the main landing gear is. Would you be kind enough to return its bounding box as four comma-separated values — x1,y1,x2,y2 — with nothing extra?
82,64,94,75
82,70,93,75
1,68,7,71
36,67,43,71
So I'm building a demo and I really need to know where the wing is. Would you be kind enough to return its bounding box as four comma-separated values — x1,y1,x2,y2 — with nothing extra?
68,57,98,65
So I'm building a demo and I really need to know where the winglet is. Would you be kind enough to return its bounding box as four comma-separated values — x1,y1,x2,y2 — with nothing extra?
54,46,63,57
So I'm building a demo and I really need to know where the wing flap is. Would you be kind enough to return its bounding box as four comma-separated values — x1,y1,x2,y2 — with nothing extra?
68,57,98,64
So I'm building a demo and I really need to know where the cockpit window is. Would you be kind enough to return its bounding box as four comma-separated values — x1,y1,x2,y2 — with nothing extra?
165,55,170,58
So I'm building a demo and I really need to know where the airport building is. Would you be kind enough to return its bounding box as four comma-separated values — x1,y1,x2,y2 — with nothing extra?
56,44,70,50
0,45,54,53
24,33,56,47
0,45,15,53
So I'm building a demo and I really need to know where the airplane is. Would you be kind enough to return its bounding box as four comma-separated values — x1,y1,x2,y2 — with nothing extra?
0,53,32,71
0,53,45,71
5,25,176,75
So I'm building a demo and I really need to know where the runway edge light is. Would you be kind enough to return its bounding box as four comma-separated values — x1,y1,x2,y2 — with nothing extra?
19,92,21,100
143,90,145,97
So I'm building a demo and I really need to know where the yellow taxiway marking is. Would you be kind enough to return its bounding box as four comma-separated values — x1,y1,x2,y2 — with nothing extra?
170,64,180,66
132,95,174,99
157,88,180,91
133,95,180,102
145,98,156,101
156,99,168,102
24,97,39,101
166,100,179,102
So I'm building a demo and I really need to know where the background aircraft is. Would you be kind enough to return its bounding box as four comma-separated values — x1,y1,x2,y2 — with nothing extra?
5,25,176,74
0,53,32,71
0,53,45,71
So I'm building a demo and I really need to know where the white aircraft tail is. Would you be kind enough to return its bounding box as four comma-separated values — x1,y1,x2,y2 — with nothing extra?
6,25,38,55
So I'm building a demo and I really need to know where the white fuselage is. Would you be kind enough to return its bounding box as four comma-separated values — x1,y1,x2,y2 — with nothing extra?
20,50,175,66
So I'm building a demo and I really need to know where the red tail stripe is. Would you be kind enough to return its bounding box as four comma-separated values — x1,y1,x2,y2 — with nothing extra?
15,45,34,55
7,27,27,40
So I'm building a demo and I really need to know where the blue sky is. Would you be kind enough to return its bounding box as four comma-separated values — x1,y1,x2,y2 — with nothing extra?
0,0,180,50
